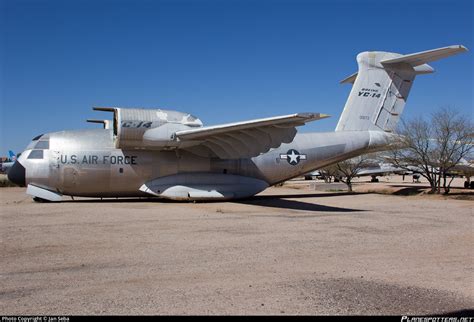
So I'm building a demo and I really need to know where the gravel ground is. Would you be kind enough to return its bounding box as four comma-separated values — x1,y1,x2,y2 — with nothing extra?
0,184,473,315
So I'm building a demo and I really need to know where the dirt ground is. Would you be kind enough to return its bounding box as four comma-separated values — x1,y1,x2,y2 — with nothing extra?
0,178,473,315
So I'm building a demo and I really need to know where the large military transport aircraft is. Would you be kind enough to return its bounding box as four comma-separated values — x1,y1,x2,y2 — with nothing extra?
8,45,468,201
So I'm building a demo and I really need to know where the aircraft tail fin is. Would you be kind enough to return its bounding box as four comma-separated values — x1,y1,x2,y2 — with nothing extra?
8,150,16,161
335,45,468,132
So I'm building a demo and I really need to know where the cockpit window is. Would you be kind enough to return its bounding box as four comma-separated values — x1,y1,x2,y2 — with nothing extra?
28,150,44,159
35,140,49,149
32,134,44,141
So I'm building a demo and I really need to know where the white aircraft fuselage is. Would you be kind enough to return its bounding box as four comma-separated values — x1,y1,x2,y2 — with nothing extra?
9,129,390,200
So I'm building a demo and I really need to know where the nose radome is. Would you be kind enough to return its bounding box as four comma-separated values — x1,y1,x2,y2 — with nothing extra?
8,161,26,187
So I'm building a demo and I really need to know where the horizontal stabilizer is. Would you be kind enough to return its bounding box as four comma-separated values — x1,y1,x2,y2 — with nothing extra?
340,72,358,84
380,45,468,67
335,45,467,132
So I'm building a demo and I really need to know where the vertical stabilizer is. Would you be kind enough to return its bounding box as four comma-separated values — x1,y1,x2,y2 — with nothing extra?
335,45,467,132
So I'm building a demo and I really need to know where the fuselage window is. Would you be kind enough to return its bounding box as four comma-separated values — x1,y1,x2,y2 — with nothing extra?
28,150,44,159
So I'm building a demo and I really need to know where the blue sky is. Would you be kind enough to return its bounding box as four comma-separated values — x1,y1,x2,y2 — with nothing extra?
1,0,472,154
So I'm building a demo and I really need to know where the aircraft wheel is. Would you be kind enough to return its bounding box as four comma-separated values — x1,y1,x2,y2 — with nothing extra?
470,182,474,189
304,175,313,180
464,181,469,188
33,197,50,203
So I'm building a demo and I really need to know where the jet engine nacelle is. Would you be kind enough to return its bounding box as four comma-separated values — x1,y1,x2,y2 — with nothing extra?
93,107,203,149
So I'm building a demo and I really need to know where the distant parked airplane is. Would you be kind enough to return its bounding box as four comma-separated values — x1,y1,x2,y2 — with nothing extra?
1,151,16,174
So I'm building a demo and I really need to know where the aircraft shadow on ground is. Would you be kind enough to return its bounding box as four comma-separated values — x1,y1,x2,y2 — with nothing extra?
237,194,366,212
62,197,182,204
61,192,366,212
387,184,474,196
262,191,368,198
438,309,474,317
389,185,428,195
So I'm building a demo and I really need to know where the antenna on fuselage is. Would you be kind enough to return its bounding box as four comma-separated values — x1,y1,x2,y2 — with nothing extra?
87,119,111,129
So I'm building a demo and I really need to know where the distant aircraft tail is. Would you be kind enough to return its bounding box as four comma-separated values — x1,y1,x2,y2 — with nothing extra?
8,150,16,161
335,45,468,132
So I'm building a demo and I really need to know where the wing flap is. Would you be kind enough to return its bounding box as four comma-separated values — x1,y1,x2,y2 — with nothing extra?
177,113,329,159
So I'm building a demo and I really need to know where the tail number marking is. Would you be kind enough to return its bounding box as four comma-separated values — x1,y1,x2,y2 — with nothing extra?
358,88,381,98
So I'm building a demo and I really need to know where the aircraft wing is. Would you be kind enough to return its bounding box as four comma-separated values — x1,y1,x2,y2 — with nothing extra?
357,167,409,177
174,113,330,159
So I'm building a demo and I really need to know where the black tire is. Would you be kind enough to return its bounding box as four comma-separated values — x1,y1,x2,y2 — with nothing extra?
33,197,50,203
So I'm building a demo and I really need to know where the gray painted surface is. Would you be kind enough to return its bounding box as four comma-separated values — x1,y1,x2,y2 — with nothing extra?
10,45,468,201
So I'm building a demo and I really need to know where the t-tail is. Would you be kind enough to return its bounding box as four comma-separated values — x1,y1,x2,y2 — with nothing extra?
335,45,468,132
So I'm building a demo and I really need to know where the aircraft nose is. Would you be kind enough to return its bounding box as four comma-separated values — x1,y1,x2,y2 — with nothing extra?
8,161,26,187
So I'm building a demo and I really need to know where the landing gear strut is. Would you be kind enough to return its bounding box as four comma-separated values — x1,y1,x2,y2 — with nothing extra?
464,181,474,189
464,176,473,189
370,176,379,183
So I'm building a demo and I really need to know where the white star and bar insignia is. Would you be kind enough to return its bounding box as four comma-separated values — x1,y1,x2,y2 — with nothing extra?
279,149,307,165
